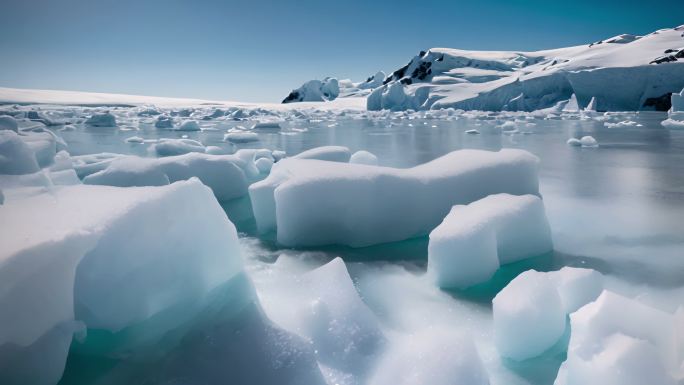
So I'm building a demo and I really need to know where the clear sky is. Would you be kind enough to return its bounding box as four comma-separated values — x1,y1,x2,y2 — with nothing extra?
1,0,682,102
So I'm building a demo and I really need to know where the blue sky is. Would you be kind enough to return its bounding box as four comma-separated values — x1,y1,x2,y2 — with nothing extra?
0,0,682,102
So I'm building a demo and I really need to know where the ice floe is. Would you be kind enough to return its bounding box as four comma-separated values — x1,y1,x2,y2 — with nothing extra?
250,149,540,247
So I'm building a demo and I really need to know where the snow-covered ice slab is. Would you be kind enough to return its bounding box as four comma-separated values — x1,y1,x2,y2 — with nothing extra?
83,152,257,201
555,291,682,385
0,179,243,384
428,193,552,289
493,268,603,361
250,149,540,247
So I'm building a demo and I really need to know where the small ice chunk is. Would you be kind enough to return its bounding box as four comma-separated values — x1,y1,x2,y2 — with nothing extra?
349,150,378,166
551,267,604,313
177,120,201,131
580,136,598,147
661,118,684,130
0,130,40,175
428,194,552,289
137,107,160,117
585,97,598,112
255,157,273,173
293,146,351,162
252,121,282,131
224,132,259,143
494,268,603,361
555,291,679,385
669,87,684,116
0,115,19,132
563,94,580,112
499,121,518,131
493,270,566,361
567,138,582,147
154,115,174,129
465,129,481,134
125,136,144,144
85,112,117,127
151,138,205,157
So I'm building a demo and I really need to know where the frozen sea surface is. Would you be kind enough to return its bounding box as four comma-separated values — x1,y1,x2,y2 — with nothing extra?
5,107,683,385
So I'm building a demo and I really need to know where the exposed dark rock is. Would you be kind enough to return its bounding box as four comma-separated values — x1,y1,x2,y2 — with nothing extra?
650,55,678,64
643,93,673,111
282,90,301,104
410,61,432,81
385,62,410,84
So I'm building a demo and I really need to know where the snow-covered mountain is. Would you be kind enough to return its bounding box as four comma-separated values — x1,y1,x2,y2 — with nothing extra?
371,26,684,112
282,72,386,103
287,26,684,112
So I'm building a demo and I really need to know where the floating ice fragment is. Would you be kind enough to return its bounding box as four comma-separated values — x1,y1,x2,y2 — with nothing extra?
567,138,582,147
224,132,259,143
555,291,680,385
494,268,604,361
176,119,201,131
349,150,378,166
580,136,598,147
428,194,552,289
154,115,174,129
85,112,117,127
124,136,144,144
293,146,351,162
151,138,206,157
255,157,273,173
